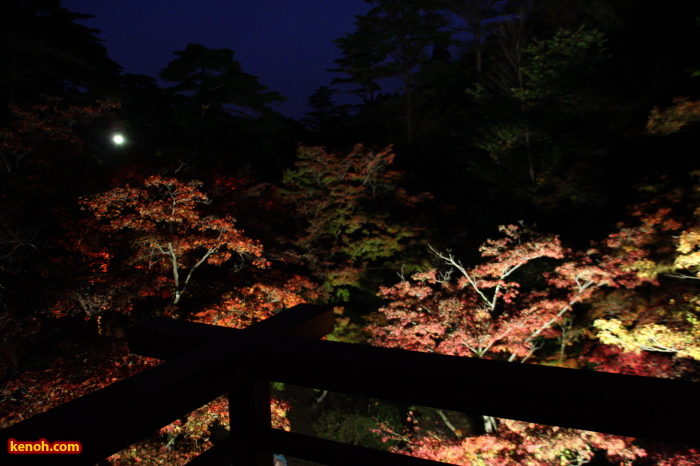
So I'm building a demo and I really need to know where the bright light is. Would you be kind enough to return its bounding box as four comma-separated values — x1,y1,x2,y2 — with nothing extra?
112,134,125,145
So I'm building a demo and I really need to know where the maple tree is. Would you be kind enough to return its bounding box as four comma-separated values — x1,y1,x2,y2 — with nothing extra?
577,98,700,370
79,175,266,308
593,304,700,363
367,220,698,463
282,144,430,300
0,164,313,463
199,170,289,253
585,171,700,365
192,271,324,329
388,418,644,466
368,224,607,362
0,339,159,430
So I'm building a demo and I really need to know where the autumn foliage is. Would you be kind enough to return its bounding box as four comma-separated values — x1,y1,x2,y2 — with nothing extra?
82,175,266,306
282,144,430,297
0,56,699,466
368,213,700,463
400,420,644,466
4,3,700,464
4,153,700,464
647,97,700,135
369,224,600,361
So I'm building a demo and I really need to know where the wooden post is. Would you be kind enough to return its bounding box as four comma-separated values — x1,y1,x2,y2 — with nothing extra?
228,379,272,465
127,304,335,465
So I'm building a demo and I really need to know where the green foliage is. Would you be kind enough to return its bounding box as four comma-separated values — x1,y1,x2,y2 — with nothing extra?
281,144,431,296
271,381,285,391
326,313,371,344
514,26,609,106
313,394,402,450
465,24,615,209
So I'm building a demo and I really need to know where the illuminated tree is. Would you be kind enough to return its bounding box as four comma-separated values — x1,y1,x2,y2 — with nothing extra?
81,175,266,306
193,272,324,329
368,222,673,462
587,174,700,363
368,224,593,362
0,341,158,429
594,313,700,361
282,144,430,299
394,419,643,466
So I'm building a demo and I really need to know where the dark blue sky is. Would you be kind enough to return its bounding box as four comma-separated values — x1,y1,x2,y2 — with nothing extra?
60,0,370,119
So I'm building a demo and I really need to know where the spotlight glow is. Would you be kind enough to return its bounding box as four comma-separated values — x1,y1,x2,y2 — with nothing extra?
112,134,125,145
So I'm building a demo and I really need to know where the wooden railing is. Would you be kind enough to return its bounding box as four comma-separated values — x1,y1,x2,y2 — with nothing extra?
1,303,699,465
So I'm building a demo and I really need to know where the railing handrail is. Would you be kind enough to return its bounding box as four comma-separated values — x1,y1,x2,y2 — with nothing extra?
2,304,699,466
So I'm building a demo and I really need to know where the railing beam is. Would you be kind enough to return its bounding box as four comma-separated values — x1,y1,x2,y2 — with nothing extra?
128,304,334,360
0,340,250,465
248,335,700,447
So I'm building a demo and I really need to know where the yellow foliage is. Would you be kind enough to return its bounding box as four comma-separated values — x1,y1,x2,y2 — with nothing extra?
674,227,700,276
594,317,700,361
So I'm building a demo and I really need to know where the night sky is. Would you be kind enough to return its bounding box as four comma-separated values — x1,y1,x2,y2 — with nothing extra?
60,0,370,119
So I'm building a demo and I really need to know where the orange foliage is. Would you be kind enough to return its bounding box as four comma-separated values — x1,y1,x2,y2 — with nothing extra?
80,175,266,306
401,420,644,466
647,97,700,135
193,273,324,329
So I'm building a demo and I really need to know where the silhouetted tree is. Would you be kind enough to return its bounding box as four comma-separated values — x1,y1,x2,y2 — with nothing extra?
301,86,352,146
159,43,286,159
0,0,120,106
332,0,450,144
